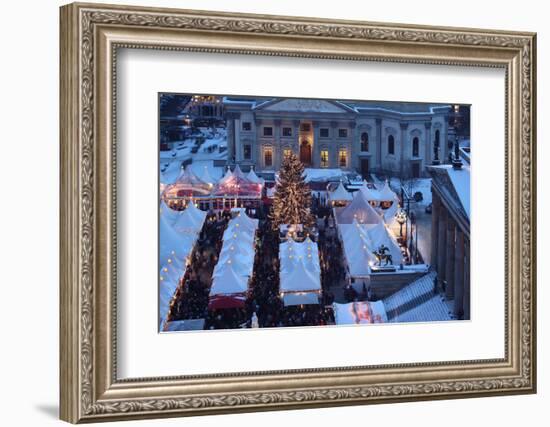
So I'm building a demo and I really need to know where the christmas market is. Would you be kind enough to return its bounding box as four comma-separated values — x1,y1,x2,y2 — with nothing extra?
158,93,471,332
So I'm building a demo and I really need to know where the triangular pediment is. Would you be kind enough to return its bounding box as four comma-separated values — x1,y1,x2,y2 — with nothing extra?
255,98,354,114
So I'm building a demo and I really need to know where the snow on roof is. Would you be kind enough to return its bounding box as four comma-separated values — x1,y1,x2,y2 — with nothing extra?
279,238,322,294
338,220,403,278
246,167,265,185
431,164,470,219
160,199,180,225
188,161,223,185
329,182,353,202
304,168,346,182
210,263,249,296
172,202,207,233
447,164,470,219
336,190,383,225
210,214,258,297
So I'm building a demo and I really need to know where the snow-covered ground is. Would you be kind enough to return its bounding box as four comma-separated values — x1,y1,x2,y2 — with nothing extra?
160,127,228,185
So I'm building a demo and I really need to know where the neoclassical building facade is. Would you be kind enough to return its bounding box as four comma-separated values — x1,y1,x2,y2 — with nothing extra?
428,163,470,320
223,97,453,178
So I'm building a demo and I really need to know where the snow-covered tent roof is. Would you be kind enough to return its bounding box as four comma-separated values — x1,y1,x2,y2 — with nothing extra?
280,259,321,293
279,237,322,302
246,167,265,186
172,202,207,233
338,220,403,278
333,301,388,325
210,263,249,296
193,163,217,186
329,182,353,202
159,214,193,262
378,181,399,202
164,166,212,197
335,190,383,225
160,199,180,225
212,165,263,198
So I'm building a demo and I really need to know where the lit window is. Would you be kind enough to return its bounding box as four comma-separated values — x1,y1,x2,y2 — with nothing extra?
264,147,273,167
263,126,273,136
321,150,329,167
338,149,347,167
283,148,292,160
282,127,292,137
388,135,395,155
338,128,348,138
300,123,311,132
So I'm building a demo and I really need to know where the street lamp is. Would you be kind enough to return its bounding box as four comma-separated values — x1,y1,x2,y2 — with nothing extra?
395,208,407,240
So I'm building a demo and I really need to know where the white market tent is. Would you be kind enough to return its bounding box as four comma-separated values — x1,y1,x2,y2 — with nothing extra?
335,190,383,225
333,301,388,325
279,237,322,306
246,167,265,186
158,201,207,328
338,219,403,279
209,212,258,309
160,199,180,225
359,181,400,223
172,201,207,233
329,182,353,203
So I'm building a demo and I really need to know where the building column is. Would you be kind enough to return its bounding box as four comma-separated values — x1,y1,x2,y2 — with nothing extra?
226,112,237,163
376,118,382,172
454,229,465,318
274,119,282,170
436,207,448,284
349,121,357,171
399,123,408,177
293,119,300,156
431,192,440,269
312,120,320,167
424,122,432,169
463,238,470,320
255,118,262,168
445,218,456,299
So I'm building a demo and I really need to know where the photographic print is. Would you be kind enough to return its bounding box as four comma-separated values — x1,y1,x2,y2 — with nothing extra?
158,94,471,332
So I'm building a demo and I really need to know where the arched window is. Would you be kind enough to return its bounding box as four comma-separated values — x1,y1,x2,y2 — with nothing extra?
412,137,419,157
360,132,369,152
388,135,395,155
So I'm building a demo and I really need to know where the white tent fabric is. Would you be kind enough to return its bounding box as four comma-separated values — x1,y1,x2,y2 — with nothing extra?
333,301,388,325
246,167,265,186
210,213,258,298
378,181,399,202
279,237,322,306
159,200,206,328
210,263,249,296
173,202,207,233
338,220,403,278
218,166,234,185
329,182,353,202
160,199,180,225
335,190,383,225
282,292,320,306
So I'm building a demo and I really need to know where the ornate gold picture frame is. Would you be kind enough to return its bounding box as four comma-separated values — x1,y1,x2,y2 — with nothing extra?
60,2,536,423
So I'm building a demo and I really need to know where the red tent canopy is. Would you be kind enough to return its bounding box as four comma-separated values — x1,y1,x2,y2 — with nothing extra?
208,295,246,310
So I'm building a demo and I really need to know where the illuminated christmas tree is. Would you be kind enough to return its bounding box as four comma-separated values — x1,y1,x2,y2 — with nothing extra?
271,152,314,230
